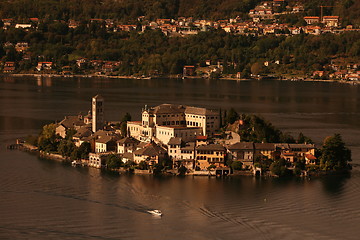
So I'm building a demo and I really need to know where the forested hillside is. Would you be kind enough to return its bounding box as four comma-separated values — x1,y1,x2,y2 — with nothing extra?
0,0,359,24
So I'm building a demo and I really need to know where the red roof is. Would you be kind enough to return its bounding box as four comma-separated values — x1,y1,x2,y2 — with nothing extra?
196,136,208,140
305,154,317,160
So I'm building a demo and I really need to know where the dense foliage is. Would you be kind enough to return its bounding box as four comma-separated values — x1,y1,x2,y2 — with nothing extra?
320,134,351,170
0,0,359,24
1,24,359,76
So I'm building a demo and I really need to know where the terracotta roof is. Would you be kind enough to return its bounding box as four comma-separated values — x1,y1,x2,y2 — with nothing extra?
185,106,218,116
181,142,195,151
305,154,317,160
254,143,275,150
93,94,104,100
117,137,139,145
289,144,315,149
168,137,182,145
228,142,254,150
73,127,92,138
59,116,83,129
133,142,167,157
197,144,226,151
96,135,114,144
196,136,208,140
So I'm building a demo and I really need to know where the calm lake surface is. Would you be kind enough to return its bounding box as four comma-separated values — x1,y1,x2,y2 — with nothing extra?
0,76,360,240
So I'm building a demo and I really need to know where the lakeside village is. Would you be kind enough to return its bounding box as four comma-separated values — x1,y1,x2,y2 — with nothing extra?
0,0,359,82
15,95,352,177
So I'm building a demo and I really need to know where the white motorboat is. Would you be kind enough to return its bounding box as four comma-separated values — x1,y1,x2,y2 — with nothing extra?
147,210,162,216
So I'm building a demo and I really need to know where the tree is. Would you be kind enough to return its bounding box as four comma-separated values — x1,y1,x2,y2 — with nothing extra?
207,164,216,171
231,161,243,170
37,123,59,152
226,108,239,125
121,112,132,122
152,163,164,175
77,142,91,159
138,160,148,170
270,158,292,177
58,139,76,158
178,165,187,176
105,154,123,169
320,134,351,171
297,132,313,144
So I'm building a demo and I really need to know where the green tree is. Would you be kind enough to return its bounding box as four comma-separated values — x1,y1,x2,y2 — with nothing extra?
320,134,351,171
105,154,123,169
226,108,239,125
138,160,148,170
231,161,243,170
152,163,164,175
178,165,187,176
270,158,292,177
78,142,91,159
58,139,76,158
38,123,59,152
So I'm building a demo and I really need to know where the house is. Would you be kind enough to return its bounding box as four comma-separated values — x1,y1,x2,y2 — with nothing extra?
3,62,16,73
76,58,88,68
117,137,139,154
275,143,316,163
303,26,321,35
322,16,339,27
72,127,92,147
289,144,316,156
15,42,29,52
176,142,196,169
195,144,226,170
2,19,13,29
288,27,301,35
167,137,183,160
117,25,137,32
313,71,324,78
95,135,117,153
133,142,167,166
102,61,115,73
55,115,86,138
36,62,53,71
292,5,304,13
15,23,32,29
29,18,39,23
254,143,275,160
227,142,254,168
183,65,196,76
89,152,119,168
168,137,195,169
304,17,320,25
305,154,317,165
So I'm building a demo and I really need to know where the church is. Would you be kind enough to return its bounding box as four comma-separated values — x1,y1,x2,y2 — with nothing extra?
127,103,220,144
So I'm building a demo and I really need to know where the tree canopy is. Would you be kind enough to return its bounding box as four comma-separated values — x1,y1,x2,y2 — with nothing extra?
320,134,351,170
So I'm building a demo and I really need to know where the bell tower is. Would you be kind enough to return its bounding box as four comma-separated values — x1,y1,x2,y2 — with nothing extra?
92,95,104,132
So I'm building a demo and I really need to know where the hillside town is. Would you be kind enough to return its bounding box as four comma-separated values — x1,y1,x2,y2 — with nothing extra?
30,95,320,177
0,0,359,81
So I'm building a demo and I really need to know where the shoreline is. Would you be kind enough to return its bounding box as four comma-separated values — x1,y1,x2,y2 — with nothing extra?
11,142,351,179
1,73,358,85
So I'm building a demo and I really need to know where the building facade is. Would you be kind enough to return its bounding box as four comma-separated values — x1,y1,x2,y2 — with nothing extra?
127,104,220,143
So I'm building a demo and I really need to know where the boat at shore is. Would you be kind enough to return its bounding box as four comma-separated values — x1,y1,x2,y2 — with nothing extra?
147,210,162,216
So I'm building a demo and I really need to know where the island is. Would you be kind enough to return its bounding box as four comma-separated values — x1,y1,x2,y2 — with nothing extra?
15,94,351,178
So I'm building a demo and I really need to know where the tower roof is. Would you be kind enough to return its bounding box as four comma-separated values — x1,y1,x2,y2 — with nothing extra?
93,94,104,100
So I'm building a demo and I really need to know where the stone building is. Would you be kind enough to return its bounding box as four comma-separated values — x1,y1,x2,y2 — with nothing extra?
127,104,220,143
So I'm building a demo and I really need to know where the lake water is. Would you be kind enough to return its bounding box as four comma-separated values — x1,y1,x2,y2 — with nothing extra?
0,76,360,239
